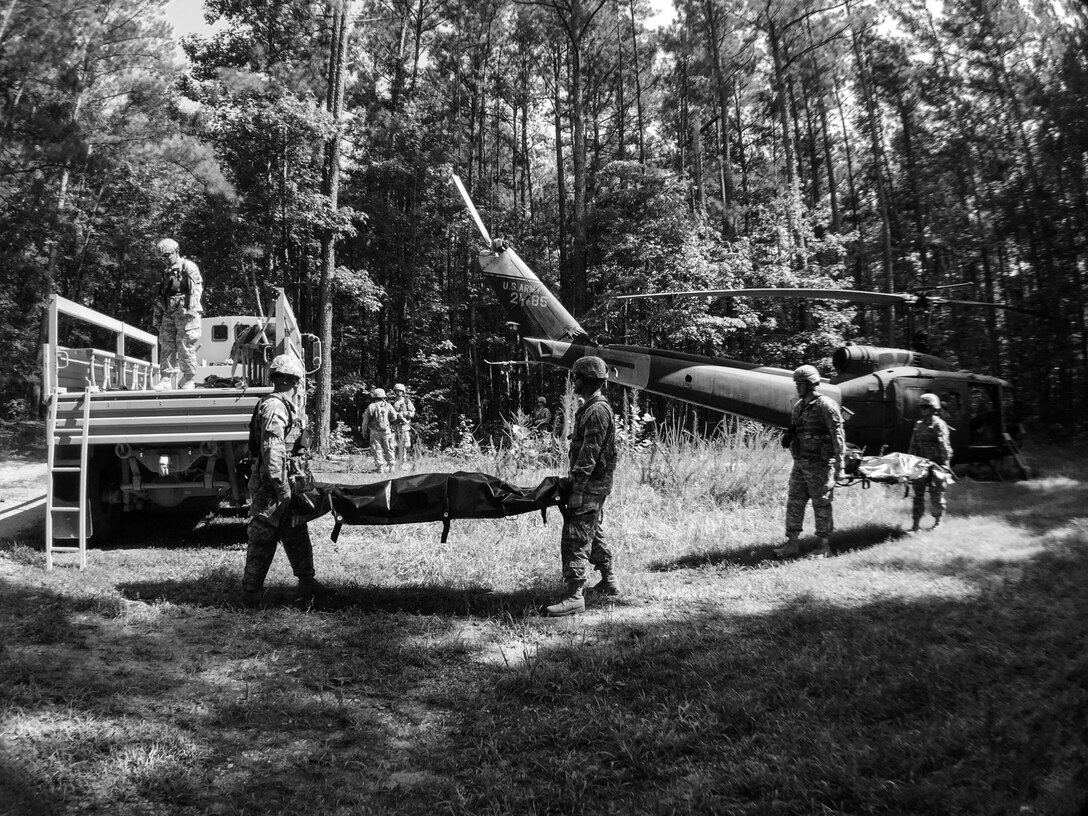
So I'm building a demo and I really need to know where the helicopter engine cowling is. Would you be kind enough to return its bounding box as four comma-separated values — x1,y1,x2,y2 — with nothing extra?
832,345,953,379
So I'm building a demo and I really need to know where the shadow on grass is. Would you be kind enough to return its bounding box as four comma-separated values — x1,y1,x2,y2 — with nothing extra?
409,544,1088,816
649,522,908,571
116,571,646,621
3,504,249,557
0,575,455,816
6,540,1088,816
7,459,1088,815
104,506,248,550
0,742,63,816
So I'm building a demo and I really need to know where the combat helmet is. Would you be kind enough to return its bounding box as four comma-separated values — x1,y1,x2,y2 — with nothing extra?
792,364,821,385
269,354,305,380
572,356,608,380
919,393,941,410
372,387,387,399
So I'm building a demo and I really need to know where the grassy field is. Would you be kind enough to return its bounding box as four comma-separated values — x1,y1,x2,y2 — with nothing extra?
1,429,1087,816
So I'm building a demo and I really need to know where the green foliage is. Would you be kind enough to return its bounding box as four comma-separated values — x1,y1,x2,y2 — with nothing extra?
2,0,1088,430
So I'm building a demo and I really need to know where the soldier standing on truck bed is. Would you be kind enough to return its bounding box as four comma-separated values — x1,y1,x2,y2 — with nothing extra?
153,238,203,391
241,354,322,605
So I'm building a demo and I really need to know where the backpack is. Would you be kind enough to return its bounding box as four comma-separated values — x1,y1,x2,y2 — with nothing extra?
367,401,393,434
248,393,296,463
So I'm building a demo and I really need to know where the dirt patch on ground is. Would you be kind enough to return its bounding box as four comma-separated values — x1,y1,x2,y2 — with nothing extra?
0,455,47,541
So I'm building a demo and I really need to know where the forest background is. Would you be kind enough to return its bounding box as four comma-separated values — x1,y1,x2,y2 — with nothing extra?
2,0,1086,452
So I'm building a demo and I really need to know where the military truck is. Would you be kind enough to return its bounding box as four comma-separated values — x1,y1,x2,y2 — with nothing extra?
42,290,317,569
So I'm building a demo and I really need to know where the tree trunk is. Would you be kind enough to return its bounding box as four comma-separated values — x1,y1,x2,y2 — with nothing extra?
692,110,705,216
850,20,895,342
702,0,734,238
817,91,840,234
314,0,350,454
552,43,570,307
766,18,801,245
570,2,588,318
627,0,646,166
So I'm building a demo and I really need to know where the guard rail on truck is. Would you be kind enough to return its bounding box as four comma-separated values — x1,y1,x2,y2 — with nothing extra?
44,290,313,570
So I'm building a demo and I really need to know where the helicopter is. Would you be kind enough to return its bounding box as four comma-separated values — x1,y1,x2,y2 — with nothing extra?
451,175,1031,477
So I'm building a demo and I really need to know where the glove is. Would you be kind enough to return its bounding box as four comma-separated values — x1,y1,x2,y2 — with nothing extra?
566,490,583,512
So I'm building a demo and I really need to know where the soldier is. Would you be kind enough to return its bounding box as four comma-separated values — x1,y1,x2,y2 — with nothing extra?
775,364,845,559
153,238,203,391
391,383,416,465
546,356,618,617
530,396,552,432
241,354,319,605
908,392,953,531
363,387,397,474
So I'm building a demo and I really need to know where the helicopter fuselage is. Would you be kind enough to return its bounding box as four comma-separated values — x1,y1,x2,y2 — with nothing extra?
474,242,1019,467
524,337,1011,464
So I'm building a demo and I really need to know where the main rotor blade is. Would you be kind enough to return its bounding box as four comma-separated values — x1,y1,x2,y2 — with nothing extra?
937,298,1041,316
451,173,492,247
616,287,910,306
915,282,974,293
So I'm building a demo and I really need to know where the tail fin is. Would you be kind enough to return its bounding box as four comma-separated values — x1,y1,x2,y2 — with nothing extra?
452,172,589,343
477,248,590,342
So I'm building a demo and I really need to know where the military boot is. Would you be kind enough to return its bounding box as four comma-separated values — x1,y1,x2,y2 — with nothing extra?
586,567,620,597
545,581,586,617
931,515,942,530
297,577,336,603
910,516,922,533
240,585,265,608
809,537,832,559
774,533,801,558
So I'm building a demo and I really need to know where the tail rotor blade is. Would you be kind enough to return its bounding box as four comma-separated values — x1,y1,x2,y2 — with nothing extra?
451,174,492,247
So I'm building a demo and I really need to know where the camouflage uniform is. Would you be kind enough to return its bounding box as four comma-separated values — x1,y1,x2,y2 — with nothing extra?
785,392,845,539
391,393,416,462
155,257,203,384
909,414,953,523
561,394,617,582
364,399,397,473
243,393,314,593
530,403,552,431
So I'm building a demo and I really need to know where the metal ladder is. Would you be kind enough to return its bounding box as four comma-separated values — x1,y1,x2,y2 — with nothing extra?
45,389,93,570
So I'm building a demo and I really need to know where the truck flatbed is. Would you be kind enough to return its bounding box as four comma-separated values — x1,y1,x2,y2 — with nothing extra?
52,387,272,447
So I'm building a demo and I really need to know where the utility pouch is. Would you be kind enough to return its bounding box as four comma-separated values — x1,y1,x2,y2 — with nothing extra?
288,458,316,513
781,427,796,449
293,427,312,454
